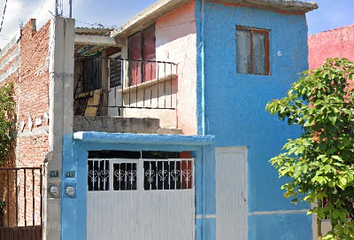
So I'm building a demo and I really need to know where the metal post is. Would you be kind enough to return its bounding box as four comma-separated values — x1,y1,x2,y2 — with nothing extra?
69,0,73,18
55,0,58,16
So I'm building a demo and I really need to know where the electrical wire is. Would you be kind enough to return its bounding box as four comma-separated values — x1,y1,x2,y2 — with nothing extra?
75,19,111,29
0,0,9,38
36,0,47,19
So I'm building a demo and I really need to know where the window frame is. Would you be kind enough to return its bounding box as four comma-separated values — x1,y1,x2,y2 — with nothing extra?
127,24,156,86
236,25,270,75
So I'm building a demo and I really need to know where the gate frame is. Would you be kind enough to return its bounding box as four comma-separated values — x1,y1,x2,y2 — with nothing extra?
61,132,215,240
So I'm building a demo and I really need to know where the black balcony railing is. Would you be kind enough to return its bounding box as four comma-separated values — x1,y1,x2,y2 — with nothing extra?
74,57,178,117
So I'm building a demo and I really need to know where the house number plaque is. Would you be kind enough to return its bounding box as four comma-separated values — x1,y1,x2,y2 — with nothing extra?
49,171,59,178
66,171,76,179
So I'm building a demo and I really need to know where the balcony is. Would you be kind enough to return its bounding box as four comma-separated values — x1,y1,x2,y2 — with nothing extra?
73,56,180,134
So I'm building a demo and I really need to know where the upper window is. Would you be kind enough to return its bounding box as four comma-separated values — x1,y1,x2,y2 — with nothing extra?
128,24,156,86
236,26,269,75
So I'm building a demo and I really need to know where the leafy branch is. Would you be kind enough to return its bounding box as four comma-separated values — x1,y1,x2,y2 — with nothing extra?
266,58,354,240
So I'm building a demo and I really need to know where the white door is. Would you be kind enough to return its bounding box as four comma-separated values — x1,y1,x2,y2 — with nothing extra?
216,147,248,240
87,158,195,240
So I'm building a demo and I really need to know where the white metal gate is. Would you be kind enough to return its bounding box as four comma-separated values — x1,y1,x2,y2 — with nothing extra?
216,147,248,240
87,158,195,240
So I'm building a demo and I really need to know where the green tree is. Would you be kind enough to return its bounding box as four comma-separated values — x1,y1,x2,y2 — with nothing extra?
0,82,15,164
266,58,354,240
0,82,14,223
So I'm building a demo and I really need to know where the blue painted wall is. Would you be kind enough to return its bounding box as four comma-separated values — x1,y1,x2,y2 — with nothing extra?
196,1,312,239
61,132,216,240
249,213,312,240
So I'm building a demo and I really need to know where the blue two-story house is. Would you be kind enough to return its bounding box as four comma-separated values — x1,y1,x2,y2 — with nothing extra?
55,0,318,240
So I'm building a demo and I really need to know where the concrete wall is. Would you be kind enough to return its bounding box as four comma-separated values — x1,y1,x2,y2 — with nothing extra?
47,17,75,240
308,24,354,69
196,1,311,239
73,115,160,133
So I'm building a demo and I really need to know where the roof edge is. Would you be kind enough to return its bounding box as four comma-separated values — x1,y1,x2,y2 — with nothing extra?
110,0,317,39
110,0,191,38
73,132,215,146
309,22,354,38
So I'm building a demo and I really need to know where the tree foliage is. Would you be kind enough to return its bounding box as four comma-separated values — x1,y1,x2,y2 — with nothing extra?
0,82,15,164
266,58,354,240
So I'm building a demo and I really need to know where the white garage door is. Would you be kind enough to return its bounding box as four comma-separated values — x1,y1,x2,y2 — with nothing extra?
87,158,195,240
216,147,248,240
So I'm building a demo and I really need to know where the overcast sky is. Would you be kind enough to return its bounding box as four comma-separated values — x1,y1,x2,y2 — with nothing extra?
0,0,352,48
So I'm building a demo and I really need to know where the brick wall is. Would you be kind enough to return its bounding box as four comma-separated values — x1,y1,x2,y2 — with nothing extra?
18,19,51,167
309,23,354,69
0,18,51,228
17,18,50,227
0,22,21,229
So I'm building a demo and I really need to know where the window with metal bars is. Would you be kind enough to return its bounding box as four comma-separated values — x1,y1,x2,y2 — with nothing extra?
109,58,122,88
113,162,137,191
143,159,193,190
87,160,110,191
87,158,193,191
236,26,270,75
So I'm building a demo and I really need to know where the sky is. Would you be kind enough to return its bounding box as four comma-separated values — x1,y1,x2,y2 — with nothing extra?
0,0,352,48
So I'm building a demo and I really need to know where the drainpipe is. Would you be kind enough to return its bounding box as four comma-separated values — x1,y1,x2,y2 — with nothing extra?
201,0,206,136
199,1,207,240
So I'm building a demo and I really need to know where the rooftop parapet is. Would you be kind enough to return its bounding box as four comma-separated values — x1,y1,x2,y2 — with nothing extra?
110,0,318,39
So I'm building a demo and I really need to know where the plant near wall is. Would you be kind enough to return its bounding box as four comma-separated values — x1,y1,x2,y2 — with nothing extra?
0,82,14,226
0,82,14,164
0,199,4,226
266,58,354,240
0,199,5,216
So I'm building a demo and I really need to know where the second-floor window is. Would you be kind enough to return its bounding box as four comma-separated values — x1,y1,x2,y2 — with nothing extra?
128,24,156,86
236,26,270,75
